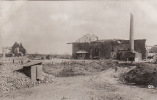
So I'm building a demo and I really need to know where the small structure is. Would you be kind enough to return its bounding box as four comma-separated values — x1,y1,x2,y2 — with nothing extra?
23,62,44,80
76,49,89,59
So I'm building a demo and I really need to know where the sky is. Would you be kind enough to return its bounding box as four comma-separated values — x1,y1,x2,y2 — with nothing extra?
0,0,157,54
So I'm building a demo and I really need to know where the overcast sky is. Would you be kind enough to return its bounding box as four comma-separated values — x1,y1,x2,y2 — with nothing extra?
0,0,157,54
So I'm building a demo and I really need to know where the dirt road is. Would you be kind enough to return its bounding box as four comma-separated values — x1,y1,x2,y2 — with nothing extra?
0,68,157,100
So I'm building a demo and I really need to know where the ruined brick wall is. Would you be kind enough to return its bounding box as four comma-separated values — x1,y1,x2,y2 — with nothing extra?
115,39,146,59
134,39,146,59
72,39,146,59
90,41,113,59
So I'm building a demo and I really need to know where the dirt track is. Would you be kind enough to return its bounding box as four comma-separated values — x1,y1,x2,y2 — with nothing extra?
1,68,157,100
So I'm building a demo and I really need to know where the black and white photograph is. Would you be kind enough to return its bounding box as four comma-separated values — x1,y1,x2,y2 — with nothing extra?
0,0,157,100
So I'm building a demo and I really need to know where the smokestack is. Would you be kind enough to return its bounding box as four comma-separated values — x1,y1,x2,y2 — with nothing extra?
130,13,134,52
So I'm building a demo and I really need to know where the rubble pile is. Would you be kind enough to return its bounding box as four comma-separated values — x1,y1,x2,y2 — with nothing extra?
0,64,54,92
121,63,157,86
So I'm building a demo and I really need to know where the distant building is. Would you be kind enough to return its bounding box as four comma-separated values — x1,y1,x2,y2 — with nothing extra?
147,45,157,59
4,42,27,57
149,45,157,53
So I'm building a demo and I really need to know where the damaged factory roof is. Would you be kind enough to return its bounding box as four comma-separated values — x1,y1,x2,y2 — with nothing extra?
76,34,98,43
67,34,99,44
68,39,146,44
67,33,146,44
91,39,126,43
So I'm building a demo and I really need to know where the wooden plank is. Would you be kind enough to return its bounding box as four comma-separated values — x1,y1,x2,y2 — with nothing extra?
23,61,42,67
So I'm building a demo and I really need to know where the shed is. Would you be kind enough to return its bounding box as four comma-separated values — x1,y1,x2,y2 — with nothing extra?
23,61,44,80
76,50,89,59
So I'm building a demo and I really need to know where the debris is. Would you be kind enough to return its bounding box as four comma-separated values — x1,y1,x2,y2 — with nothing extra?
121,63,157,86
0,63,54,92
148,85,155,89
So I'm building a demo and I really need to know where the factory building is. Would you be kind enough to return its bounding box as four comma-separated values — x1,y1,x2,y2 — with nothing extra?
70,39,146,60
68,14,147,61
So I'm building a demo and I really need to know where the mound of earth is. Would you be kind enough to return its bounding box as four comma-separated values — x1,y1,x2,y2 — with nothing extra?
121,63,157,86
43,60,118,77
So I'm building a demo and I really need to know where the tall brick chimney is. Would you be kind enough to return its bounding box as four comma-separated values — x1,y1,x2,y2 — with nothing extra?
130,13,134,52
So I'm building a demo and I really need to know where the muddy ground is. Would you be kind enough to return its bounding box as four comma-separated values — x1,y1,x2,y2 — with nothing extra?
0,59,157,100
